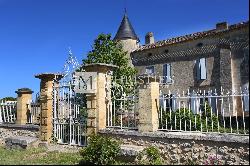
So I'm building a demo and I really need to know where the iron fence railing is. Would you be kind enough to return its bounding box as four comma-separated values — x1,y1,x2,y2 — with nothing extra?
158,87,249,135
0,99,41,125
106,94,139,130
27,100,41,124
0,100,17,124
52,83,87,146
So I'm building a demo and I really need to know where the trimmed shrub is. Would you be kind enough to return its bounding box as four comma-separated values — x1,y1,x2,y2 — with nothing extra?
79,135,120,165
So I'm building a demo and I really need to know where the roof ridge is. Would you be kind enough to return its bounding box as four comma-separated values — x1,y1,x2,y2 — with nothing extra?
134,21,249,52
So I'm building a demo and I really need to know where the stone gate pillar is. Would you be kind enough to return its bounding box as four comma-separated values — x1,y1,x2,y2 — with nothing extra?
83,63,117,135
15,88,33,125
138,75,160,132
35,73,63,143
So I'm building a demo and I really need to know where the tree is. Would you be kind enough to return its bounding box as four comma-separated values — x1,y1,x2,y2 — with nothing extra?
80,33,138,120
81,33,137,81
0,97,16,102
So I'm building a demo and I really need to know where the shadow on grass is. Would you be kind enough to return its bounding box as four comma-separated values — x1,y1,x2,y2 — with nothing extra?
78,159,95,165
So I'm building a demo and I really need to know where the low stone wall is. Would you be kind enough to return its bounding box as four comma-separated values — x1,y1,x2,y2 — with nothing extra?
0,124,39,147
99,129,249,165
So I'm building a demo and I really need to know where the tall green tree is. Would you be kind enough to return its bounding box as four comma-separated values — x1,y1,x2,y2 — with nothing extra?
82,33,137,80
81,33,138,97
81,33,138,120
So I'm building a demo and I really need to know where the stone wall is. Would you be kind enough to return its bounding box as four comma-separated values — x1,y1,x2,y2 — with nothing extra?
0,124,39,147
119,39,139,67
99,129,249,165
132,27,248,93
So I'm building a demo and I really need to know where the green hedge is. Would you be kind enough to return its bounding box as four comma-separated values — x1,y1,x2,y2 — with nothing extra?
159,102,249,134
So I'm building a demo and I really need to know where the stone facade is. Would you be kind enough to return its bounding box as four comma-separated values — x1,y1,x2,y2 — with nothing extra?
132,26,249,92
99,129,249,165
125,21,249,116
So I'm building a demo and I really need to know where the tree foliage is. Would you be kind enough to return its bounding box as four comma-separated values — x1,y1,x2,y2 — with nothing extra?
0,97,16,102
82,33,137,79
79,135,121,165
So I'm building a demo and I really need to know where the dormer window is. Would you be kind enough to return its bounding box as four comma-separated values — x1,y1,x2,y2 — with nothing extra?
196,58,207,80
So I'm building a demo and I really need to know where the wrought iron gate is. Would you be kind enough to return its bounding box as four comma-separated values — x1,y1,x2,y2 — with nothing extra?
52,49,87,146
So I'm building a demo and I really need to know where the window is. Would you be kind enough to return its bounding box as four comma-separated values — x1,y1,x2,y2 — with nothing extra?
190,93,208,114
160,93,177,112
163,64,172,83
145,66,155,75
190,94,200,114
165,94,176,111
243,84,249,112
243,95,249,112
207,91,217,113
196,58,207,80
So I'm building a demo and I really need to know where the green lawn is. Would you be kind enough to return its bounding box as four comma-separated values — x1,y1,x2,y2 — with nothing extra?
0,147,82,165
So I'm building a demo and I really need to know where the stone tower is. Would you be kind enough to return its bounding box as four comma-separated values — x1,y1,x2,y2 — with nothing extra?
114,12,139,66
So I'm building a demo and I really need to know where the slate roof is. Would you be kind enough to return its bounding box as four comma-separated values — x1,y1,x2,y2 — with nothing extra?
133,21,249,53
114,13,139,41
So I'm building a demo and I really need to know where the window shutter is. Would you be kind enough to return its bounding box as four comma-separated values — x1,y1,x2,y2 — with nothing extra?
163,64,172,83
200,58,207,80
208,91,217,113
190,93,200,114
152,66,155,74
196,97,201,114
171,95,176,111
163,64,167,83
243,88,249,112
190,93,196,113
167,64,171,83
159,92,164,108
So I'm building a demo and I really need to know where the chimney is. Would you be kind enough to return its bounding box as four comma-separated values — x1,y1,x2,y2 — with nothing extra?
216,22,228,31
145,32,154,45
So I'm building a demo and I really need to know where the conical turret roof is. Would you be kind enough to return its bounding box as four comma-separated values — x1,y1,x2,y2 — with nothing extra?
114,13,139,41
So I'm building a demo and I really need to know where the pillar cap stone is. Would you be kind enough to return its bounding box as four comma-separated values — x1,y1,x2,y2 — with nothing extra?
82,63,118,72
35,72,64,80
15,88,34,94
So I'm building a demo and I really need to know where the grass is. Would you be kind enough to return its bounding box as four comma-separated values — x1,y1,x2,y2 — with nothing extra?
0,146,82,165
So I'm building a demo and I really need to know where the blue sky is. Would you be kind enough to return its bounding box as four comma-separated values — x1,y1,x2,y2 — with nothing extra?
0,0,249,99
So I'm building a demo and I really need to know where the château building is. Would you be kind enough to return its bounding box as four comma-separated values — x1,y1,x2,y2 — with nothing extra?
113,12,249,116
